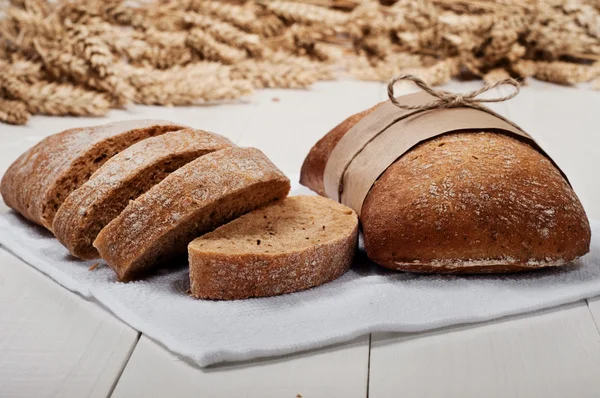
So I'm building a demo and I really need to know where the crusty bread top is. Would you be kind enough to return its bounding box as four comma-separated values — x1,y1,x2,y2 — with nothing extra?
300,103,380,195
55,128,234,218
94,146,291,275
0,119,186,229
299,103,591,272
189,195,358,255
362,131,591,269
52,128,234,258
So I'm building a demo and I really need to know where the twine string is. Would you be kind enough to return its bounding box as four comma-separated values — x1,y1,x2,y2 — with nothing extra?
334,74,525,201
387,74,521,113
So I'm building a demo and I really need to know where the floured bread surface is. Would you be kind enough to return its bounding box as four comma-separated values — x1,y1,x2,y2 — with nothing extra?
0,119,187,230
94,147,291,282
300,103,381,196
362,131,591,273
189,195,359,300
300,102,591,273
53,129,234,260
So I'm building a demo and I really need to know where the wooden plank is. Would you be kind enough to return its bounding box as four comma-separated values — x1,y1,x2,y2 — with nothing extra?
588,297,600,334
0,248,139,398
111,334,369,398
369,301,600,398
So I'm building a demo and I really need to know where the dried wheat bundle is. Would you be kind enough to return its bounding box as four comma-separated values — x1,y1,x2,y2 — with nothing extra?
1,0,599,125
0,98,30,125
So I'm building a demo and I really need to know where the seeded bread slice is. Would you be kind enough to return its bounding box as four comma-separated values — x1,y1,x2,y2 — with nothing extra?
53,129,234,260
94,147,291,282
189,195,359,300
0,119,187,230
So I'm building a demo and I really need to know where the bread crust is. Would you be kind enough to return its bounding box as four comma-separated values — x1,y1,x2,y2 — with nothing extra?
1,119,187,230
300,108,591,273
53,129,234,259
299,103,381,196
189,196,359,300
94,147,291,281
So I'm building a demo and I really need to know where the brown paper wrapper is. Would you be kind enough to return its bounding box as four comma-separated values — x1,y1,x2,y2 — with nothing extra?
323,91,567,216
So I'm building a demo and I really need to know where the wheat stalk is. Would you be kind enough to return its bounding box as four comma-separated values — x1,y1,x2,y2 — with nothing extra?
0,98,30,125
532,61,597,85
189,1,257,32
186,29,247,64
26,82,111,116
1,0,599,124
115,62,252,105
483,68,512,84
68,24,115,77
265,1,349,25
185,13,263,57
33,40,134,106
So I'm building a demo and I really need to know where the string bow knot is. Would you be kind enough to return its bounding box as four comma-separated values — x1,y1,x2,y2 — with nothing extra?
387,74,521,113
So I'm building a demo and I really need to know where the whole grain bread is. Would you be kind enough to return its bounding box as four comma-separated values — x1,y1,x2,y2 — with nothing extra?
300,110,591,273
0,119,187,230
94,147,291,282
189,195,358,300
53,129,234,260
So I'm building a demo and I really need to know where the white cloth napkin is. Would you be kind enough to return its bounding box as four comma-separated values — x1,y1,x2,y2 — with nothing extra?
1,184,599,367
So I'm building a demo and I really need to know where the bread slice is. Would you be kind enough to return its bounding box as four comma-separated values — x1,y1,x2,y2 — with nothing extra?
189,195,358,300
94,147,291,282
53,129,234,260
0,119,187,230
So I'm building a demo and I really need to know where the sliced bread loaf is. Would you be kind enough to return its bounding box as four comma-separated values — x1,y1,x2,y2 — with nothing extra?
94,147,291,282
0,119,187,230
53,129,234,260
189,195,359,300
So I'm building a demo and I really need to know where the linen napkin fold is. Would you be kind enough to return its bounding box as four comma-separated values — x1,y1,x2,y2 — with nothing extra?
1,185,599,367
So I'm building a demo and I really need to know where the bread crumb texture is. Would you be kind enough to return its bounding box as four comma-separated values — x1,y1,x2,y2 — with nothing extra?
189,195,358,300
94,146,290,281
0,119,186,230
53,128,233,259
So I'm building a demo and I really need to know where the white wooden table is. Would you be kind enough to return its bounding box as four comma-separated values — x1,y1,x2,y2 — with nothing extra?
1,80,599,398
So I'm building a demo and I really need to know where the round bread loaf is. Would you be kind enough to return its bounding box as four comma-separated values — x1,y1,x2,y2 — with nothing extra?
0,119,187,230
300,106,591,273
53,128,234,260
189,195,359,300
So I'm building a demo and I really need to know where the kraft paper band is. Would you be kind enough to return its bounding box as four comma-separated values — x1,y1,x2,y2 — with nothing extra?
324,91,566,216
